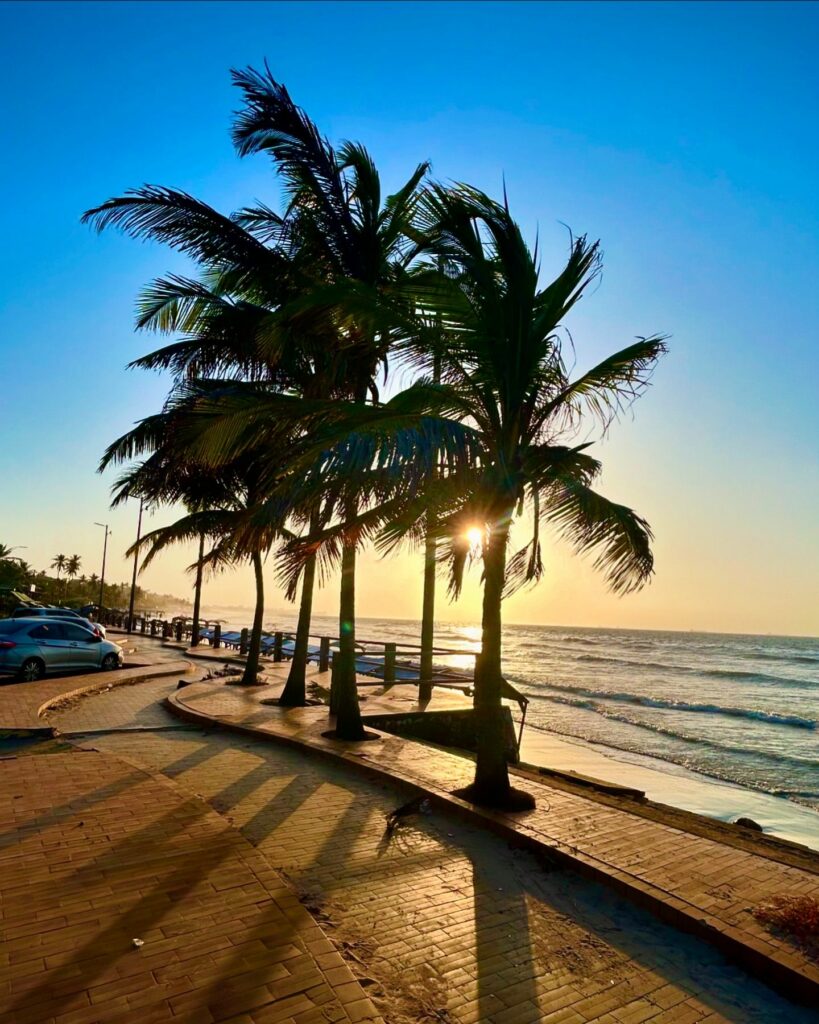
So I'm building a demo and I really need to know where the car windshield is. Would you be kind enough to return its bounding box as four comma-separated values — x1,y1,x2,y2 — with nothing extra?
0,620,23,634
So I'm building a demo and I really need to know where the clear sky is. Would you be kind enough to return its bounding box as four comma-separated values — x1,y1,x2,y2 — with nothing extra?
1,1,817,636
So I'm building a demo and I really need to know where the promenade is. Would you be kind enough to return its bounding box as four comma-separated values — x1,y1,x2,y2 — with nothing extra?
1,635,817,1023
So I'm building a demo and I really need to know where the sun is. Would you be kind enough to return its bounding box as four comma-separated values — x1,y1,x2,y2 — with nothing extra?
465,527,483,547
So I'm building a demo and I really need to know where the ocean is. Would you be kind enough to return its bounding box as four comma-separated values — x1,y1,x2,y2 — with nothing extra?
203,608,819,843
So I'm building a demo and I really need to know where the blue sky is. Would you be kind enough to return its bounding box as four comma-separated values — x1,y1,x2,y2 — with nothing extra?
1,1,817,634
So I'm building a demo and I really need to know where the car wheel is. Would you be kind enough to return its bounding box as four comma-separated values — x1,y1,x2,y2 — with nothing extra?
101,654,119,671
20,658,45,682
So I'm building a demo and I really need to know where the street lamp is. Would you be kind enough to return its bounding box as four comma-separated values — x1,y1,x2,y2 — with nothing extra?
127,499,144,633
94,522,110,613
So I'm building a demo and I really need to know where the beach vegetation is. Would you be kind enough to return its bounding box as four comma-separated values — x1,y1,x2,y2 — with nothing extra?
83,65,664,810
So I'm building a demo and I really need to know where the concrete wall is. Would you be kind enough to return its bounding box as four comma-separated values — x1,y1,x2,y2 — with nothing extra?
362,707,519,763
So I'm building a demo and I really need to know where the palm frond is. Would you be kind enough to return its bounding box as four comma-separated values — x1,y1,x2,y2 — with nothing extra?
81,187,276,278
543,478,654,594
536,335,669,432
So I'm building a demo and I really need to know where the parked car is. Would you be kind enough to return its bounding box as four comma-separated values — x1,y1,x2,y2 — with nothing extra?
11,606,106,638
0,618,123,681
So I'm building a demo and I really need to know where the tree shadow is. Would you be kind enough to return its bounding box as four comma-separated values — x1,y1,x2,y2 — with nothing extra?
0,730,223,857
472,848,541,1023
467,837,816,1024
2,798,230,1019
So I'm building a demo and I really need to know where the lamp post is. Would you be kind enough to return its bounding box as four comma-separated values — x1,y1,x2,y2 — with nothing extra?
94,522,110,614
127,500,144,634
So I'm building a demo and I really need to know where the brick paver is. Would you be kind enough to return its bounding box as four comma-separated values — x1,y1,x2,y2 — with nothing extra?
164,672,819,1003
0,748,378,1024
48,677,819,1023
0,659,191,733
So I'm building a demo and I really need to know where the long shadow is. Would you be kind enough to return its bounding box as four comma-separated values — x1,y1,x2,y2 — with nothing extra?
468,839,816,1024
2,798,232,1019
472,850,540,1023
160,732,229,778
0,767,149,853
187,783,379,1018
0,710,222,856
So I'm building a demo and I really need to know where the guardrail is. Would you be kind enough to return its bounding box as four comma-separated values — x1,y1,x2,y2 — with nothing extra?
100,610,530,743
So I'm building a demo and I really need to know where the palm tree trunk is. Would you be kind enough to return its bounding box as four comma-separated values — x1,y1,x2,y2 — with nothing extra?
241,550,265,685
278,551,317,707
332,537,365,739
419,522,436,702
420,351,442,702
190,533,205,648
470,509,513,805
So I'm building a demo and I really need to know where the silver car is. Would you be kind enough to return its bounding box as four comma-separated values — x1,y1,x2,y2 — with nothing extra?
0,618,123,681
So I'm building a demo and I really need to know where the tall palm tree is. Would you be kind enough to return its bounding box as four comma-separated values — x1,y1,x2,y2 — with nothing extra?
228,66,430,737
83,65,430,738
64,554,82,598
413,189,667,805
270,186,666,807
51,554,67,586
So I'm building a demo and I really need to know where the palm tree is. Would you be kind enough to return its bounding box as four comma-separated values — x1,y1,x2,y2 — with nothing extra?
83,66,430,737
229,66,430,737
272,187,666,807
413,188,667,805
102,417,281,686
64,554,82,598
51,554,67,586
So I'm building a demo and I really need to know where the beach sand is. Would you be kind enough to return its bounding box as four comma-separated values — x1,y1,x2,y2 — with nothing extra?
521,726,819,849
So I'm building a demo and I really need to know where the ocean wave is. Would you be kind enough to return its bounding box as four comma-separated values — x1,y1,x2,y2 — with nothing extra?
524,683,817,729
571,654,812,687
743,650,819,666
524,720,819,805
527,694,819,758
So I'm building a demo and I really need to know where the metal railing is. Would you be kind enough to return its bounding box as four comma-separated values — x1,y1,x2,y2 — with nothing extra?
101,610,529,743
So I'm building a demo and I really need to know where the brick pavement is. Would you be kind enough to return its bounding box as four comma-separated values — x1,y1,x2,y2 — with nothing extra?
164,674,819,1005
0,659,191,733
50,677,819,1023
0,748,380,1024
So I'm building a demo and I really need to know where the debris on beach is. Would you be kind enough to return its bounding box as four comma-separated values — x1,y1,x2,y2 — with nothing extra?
753,894,819,955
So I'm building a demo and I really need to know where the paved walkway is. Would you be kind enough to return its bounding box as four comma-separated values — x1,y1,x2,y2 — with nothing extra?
0,749,379,1024
0,661,192,734
164,671,819,1005
46,672,819,1023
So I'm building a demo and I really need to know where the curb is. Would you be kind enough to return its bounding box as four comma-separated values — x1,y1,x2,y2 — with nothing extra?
40,661,194,724
165,689,819,1007
0,662,195,738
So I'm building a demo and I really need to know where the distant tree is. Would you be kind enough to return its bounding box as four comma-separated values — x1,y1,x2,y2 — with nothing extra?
51,554,67,586
0,556,31,590
64,555,82,598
